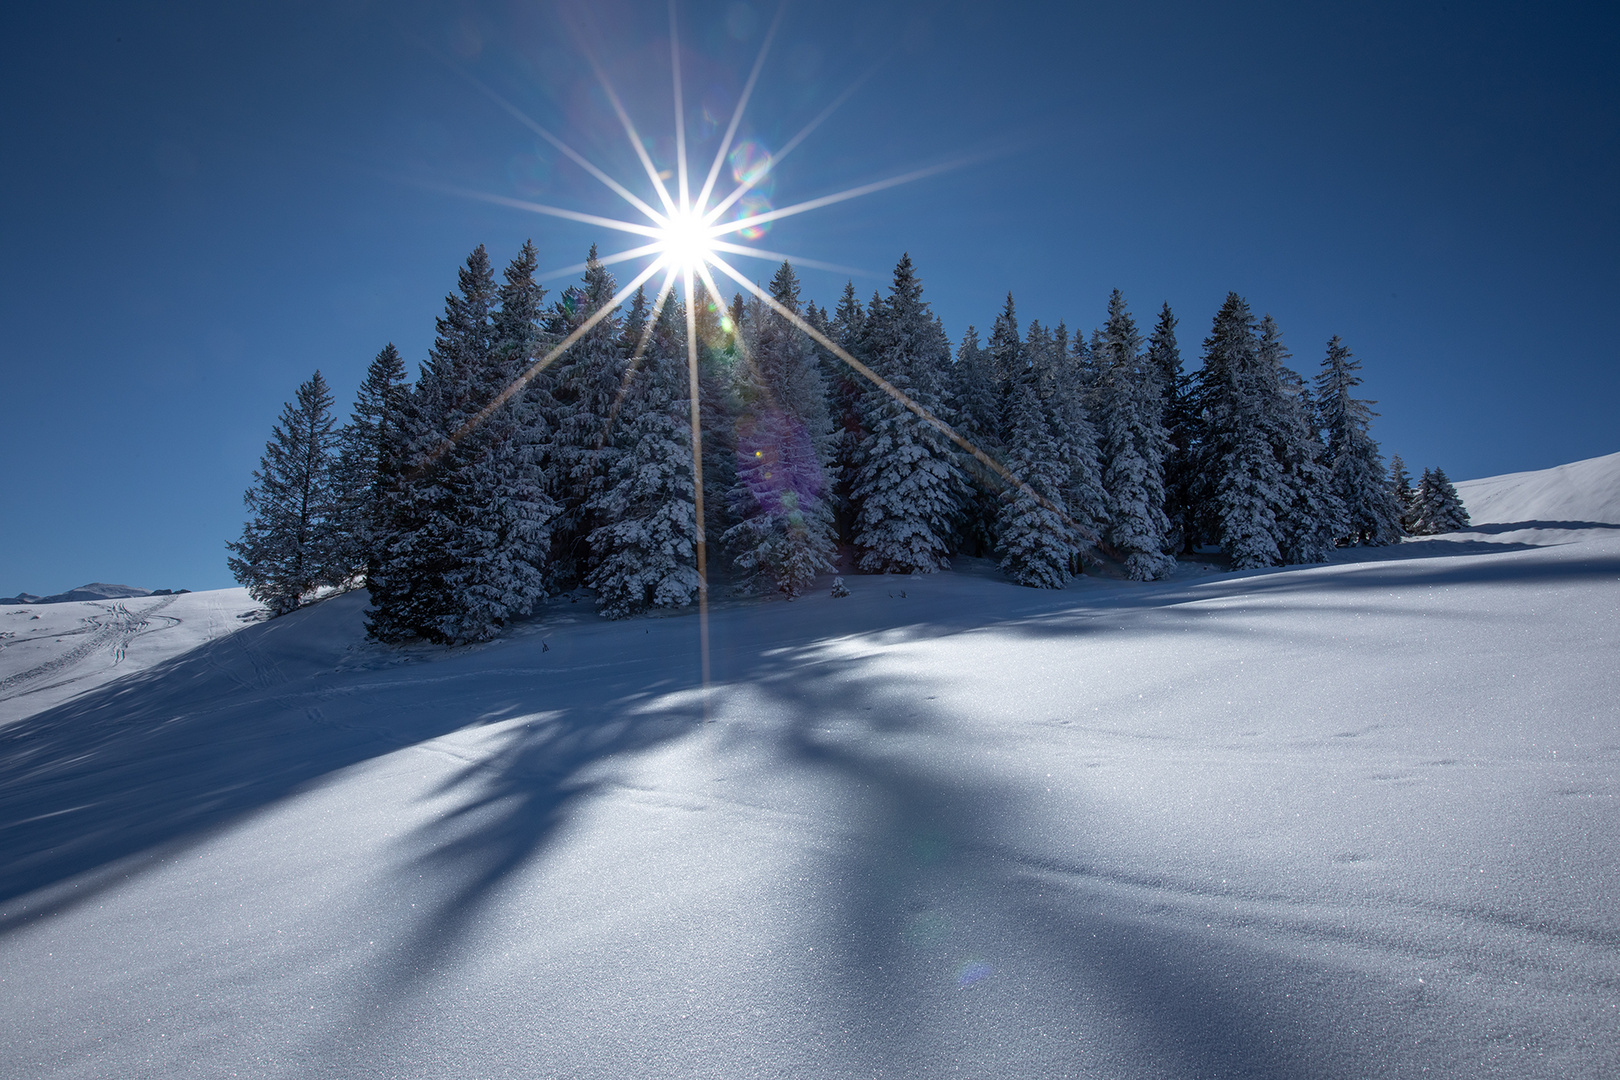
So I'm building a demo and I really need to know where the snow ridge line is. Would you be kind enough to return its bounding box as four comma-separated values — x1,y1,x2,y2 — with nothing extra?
0,595,180,700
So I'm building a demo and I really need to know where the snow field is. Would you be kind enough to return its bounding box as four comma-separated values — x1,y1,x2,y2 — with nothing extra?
1,451,1617,1077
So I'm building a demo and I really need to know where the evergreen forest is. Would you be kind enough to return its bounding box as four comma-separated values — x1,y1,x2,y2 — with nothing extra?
228,242,1469,642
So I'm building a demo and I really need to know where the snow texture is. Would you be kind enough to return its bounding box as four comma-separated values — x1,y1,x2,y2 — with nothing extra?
1,455,1618,1079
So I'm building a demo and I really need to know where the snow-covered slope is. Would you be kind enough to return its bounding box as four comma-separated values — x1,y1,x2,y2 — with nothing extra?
1,469,1617,1078
0,588,256,724
1457,449,1620,530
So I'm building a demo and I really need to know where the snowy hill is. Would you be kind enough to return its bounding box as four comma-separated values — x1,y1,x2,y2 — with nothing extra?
1456,449,1620,530
2,464,1618,1078
1,588,254,723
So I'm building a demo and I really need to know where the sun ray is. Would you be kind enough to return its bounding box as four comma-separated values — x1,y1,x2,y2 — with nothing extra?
709,159,969,238
705,254,1100,545
669,0,690,212
581,49,681,220
413,181,663,239
537,241,667,282
706,239,868,278
694,0,786,214
413,257,668,475
598,266,681,450
681,263,711,703
704,63,879,225
440,61,667,226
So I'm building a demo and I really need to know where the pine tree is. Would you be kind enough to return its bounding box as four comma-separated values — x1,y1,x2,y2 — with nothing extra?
723,263,838,596
1260,316,1344,565
985,292,1023,423
547,247,626,584
994,337,1077,588
440,241,559,638
1192,294,1288,569
848,255,967,573
587,292,701,617
824,282,867,544
332,344,410,583
367,244,553,644
1092,290,1175,580
948,324,1001,555
694,285,740,576
1410,467,1470,534
1147,303,1195,553
228,371,343,615
1432,468,1469,531
1389,454,1415,532
1316,335,1402,545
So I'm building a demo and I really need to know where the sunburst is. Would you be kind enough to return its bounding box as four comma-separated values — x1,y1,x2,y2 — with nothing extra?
422,0,1068,692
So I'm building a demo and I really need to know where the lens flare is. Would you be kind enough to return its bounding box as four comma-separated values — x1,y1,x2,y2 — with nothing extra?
416,1,1087,707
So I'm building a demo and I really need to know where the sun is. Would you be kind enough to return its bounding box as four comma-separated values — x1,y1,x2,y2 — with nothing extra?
656,207,715,275
427,1,1041,694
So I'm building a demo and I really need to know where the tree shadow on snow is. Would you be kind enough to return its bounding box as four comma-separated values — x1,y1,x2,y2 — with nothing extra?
702,652,1435,1079
0,594,702,938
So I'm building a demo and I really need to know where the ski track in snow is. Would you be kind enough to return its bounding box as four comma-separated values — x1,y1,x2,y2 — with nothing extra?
0,454,1616,1079
0,595,179,701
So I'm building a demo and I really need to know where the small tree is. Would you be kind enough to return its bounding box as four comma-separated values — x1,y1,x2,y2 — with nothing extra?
1410,467,1470,533
228,371,343,615
1388,454,1415,533
1316,336,1401,545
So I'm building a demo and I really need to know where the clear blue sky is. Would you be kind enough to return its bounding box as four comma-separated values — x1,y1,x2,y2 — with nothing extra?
2,1,1615,595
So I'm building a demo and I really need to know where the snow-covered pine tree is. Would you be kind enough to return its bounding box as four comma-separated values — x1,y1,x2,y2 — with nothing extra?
1147,303,1195,553
848,254,967,573
1092,290,1175,580
1259,316,1344,565
546,247,626,585
824,282,867,543
587,290,701,617
229,370,343,615
985,293,1023,428
367,244,552,644
368,248,498,641
948,324,1002,555
723,263,838,596
1409,467,1440,533
695,286,740,567
1044,324,1107,572
994,345,1077,589
1316,335,1402,546
1410,467,1469,533
1388,454,1415,532
1192,293,1288,569
434,241,558,641
332,343,410,584
1432,468,1469,531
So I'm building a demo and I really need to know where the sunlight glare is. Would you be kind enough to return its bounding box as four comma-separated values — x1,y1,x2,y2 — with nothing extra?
657,207,716,274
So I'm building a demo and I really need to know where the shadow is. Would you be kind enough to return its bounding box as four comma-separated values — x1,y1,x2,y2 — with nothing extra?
0,594,700,936
678,645,1421,1078
1461,519,1620,535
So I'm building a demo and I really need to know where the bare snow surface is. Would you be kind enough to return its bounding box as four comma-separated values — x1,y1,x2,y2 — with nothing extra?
2,455,1617,1079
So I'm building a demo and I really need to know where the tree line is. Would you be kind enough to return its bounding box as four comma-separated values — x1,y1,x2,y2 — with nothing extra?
228,241,1467,641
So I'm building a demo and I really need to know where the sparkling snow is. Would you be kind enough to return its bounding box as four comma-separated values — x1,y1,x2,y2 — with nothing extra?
1,454,1616,1078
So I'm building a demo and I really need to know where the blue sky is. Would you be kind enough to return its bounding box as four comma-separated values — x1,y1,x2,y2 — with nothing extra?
2,0,1616,594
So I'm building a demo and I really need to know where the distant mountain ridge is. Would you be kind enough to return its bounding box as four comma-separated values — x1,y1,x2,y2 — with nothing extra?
1,583,189,606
